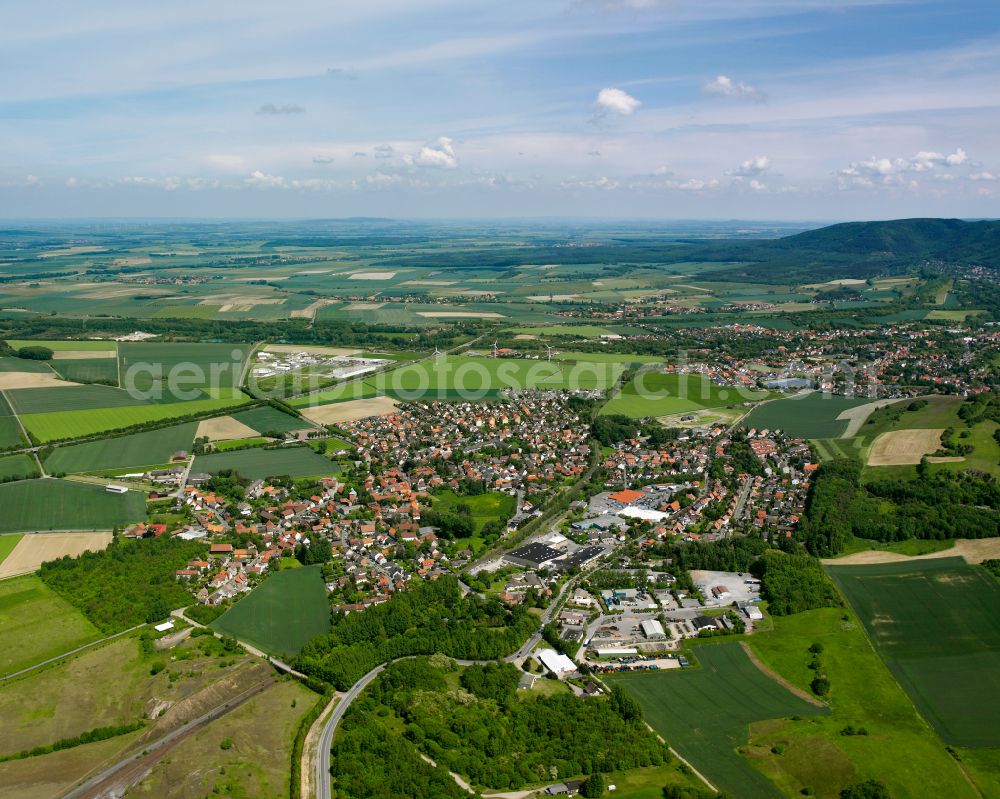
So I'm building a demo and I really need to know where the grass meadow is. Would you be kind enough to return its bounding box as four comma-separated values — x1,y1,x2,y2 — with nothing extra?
602,372,771,418
0,535,22,567
0,479,146,533
211,565,331,657
0,574,102,677
748,606,980,799
826,558,1000,748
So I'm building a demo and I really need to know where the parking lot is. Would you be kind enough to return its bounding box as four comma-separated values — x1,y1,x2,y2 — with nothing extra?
691,569,761,607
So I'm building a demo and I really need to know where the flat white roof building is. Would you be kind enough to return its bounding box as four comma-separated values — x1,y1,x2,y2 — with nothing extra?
537,648,577,675
618,506,669,522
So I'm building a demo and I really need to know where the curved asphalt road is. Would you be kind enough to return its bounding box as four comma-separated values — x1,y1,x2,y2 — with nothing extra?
312,575,580,799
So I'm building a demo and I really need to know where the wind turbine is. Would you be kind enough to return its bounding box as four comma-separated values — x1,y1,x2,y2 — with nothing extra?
492,340,499,358
545,345,554,362
433,347,443,359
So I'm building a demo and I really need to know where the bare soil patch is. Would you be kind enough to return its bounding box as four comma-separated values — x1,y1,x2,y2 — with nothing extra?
0,533,112,579
51,351,117,361
867,428,944,466
348,271,397,280
823,537,1000,566
343,302,385,311
416,311,505,319
299,397,398,425
195,416,259,442
0,372,75,390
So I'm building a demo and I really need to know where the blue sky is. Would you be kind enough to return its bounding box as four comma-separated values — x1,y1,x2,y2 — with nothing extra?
1,0,997,218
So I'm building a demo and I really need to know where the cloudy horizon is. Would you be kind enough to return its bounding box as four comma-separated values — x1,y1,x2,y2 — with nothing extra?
1,0,997,219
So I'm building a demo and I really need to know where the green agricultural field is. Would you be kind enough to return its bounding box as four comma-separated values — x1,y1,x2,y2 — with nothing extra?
48,357,119,385
740,393,873,438
369,355,622,399
0,574,102,677
606,643,827,799
0,394,25,449
193,445,337,480
211,565,331,657
6,384,150,415
43,422,198,475
603,372,771,419
0,479,146,533
5,339,117,352
0,534,22,567
515,325,616,337
211,436,272,452
749,607,979,799
20,392,250,442
118,342,251,402
287,381,379,408
230,405,312,434
0,453,40,481
827,558,1000,748
552,351,666,365
0,356,55,374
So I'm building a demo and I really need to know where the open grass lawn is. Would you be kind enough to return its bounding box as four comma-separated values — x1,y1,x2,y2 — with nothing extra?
603,372,771,419
43,422,198,475
826,558,1000,748
193,445,337,480
20,392,250,442
211,565,331,657
0,453,39,482
128,679,317,799
606,764,710,799
812,436,864,463
741,394,872,439
231,405,312,434
835,536,957,558
429,488,516,534
748,607,978,799
0,535,22,567
605,642,827,799
48,357,119,385
0,574,101,677
0,479,146,533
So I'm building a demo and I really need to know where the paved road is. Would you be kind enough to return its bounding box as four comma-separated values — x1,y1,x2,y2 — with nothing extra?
0,624,144,683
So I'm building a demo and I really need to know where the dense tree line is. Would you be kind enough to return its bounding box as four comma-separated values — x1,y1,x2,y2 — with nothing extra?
0,722,144,763
752,551,840,616
336,657,670,793
798,459,999,557
295,577,537,689
39,536,206,632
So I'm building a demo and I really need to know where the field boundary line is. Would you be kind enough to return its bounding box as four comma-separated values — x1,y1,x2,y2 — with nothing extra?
739,641,827,708
0,623,144,682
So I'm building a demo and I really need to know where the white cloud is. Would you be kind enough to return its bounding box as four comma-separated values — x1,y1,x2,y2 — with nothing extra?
366,172,404,187
702,74,763,101
312,154,335,164
730,155,770,176
245,170,287,188
970,171,997,181
837,147,971,186
373,144,394,159
748,179,767,191
594,87,641,116
414,137,458,169
256,103,306,115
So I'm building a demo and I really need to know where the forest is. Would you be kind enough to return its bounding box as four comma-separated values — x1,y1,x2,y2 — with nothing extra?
295,576,537,689
752,551,841,616
332,657,670,796
797,459,999,557
38,535,206,632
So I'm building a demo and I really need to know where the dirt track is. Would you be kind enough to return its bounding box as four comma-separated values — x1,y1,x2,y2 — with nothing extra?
823,537,1000,566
